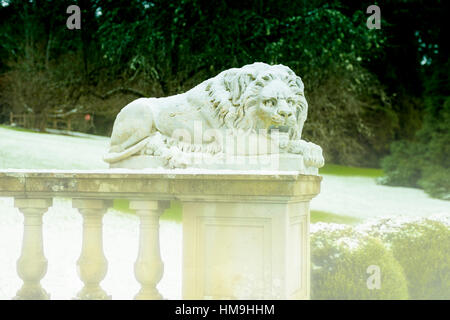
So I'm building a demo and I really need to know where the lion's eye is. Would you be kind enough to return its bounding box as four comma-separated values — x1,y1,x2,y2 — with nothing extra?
265,99,275,107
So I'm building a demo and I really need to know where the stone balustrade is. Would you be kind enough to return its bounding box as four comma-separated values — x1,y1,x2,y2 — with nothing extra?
0,169,321,300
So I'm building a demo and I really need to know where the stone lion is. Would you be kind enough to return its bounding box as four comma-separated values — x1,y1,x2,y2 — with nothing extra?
104,62,324,169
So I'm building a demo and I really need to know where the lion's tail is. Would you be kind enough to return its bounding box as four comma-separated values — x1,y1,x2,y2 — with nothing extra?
103,137,150,164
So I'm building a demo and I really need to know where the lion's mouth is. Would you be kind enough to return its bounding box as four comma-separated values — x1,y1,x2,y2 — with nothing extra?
269,116,288,132
271,115,284,123
268,124,290,133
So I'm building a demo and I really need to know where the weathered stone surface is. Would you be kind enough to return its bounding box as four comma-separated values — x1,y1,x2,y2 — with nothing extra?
0,169,322,299
0,170,321,201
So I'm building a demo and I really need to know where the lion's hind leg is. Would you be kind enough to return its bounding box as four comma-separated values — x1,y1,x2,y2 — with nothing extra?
109,98,154,154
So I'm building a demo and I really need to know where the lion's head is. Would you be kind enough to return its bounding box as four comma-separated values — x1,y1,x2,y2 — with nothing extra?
206,62,308,139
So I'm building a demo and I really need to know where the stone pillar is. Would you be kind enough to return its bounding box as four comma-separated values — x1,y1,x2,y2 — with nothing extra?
14,198,53,300
130,200,169,300
180,179,320,300
72,199,112,300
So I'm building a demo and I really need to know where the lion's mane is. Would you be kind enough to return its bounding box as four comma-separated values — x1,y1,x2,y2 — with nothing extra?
203,62,307,131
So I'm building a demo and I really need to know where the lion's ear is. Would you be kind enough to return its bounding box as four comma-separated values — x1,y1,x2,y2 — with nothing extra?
224,72,255,105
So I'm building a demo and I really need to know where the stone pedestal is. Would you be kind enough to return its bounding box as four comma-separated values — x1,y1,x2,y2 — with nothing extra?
110,154,319,175
0,170,321,300
180,177,320,300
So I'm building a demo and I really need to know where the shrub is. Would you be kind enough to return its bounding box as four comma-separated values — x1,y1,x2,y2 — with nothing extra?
418,166,450,201
381,89,450,200
311,224,409,299
366,217,450,299
380,141,423,188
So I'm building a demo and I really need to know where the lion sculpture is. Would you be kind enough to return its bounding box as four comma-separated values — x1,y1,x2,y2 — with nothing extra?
104,62,324,170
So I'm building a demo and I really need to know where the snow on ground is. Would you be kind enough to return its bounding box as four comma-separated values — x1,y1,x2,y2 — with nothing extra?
311,174,450,219
0,197,182,300
0,126,109,169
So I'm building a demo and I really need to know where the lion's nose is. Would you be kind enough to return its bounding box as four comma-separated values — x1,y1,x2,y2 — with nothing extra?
278,109,293,118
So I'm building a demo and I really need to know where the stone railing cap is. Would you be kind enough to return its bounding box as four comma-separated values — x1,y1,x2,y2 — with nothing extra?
0,169,322,201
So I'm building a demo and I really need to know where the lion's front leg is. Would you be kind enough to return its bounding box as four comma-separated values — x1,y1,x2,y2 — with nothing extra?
142,132,191,168
288,139,325,168
160,146,191,169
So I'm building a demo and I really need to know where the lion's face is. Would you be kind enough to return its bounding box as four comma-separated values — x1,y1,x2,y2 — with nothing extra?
205,63,308,138
254,79,305,133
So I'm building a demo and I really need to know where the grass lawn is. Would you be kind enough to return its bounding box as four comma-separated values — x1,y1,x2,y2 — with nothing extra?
0,124,48,134
320,163,383,178
310,210,361,224
113,199,183,222
113,200,360,225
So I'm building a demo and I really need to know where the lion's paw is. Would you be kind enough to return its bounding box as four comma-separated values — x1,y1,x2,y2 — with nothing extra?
288,140,324,168
144,132,166,156
161,146,191,169
287,139,307,154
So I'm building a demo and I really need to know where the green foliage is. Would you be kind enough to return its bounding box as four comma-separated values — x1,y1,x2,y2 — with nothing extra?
304,66,398,167
367,218,450,299
311,226,409,299
418,166,450,200
161,201,182,222
381,50,449,198
112,199,133,214
391,221,450,299
94,1,386,92
380,141,422,187
320,163,383,178
311,210,361,225
381,96,450,200
262,8,385,77
312,217,450,299
113,199,183,222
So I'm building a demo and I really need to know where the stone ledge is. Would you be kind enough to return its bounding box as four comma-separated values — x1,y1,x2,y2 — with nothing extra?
0,169,322,202
110,154,319,175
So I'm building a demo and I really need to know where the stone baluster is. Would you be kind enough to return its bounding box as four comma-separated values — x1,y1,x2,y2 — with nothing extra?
72,199,112,300
14,198,53,300
130,200,169,300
